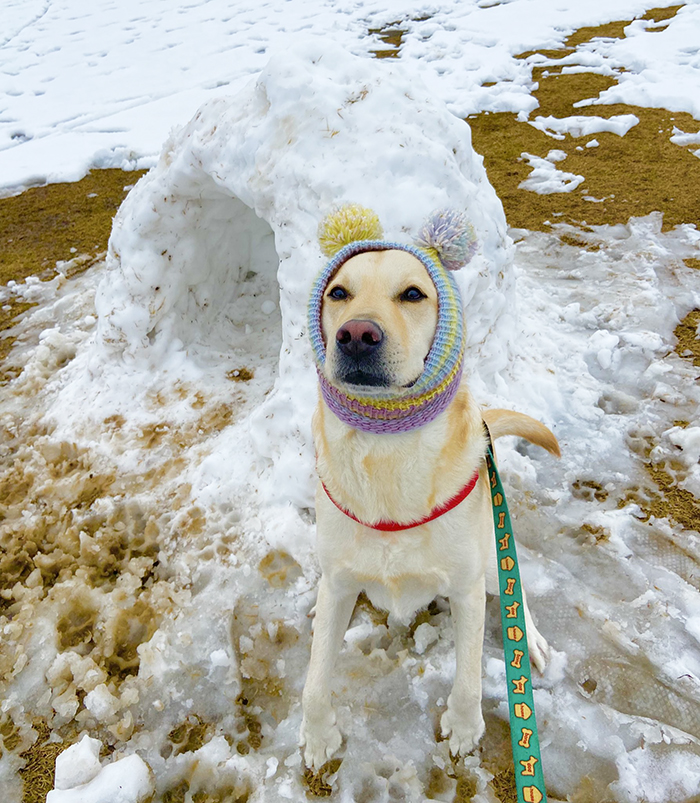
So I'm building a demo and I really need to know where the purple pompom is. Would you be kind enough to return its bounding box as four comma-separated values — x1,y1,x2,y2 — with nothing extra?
416,209,477,271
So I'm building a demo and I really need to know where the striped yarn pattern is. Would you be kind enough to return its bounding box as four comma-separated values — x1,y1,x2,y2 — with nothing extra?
308,240,465,434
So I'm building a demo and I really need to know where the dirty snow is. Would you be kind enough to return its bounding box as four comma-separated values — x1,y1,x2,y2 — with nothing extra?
2,2,700,803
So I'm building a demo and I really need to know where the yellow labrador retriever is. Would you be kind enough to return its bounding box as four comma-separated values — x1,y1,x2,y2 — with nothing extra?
300,211,559,771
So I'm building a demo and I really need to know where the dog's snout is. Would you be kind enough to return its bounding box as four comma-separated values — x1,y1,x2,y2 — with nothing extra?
336,319,384,357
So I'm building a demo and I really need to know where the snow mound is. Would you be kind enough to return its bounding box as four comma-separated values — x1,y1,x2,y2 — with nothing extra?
87,41,513,504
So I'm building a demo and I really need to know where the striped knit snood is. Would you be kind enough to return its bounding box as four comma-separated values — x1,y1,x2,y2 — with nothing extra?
308,206,477,435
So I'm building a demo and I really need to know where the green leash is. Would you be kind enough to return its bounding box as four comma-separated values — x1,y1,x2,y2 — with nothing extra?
485,430,547,803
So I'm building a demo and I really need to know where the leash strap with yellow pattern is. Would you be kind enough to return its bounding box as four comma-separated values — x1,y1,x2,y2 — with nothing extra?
485,428,547,803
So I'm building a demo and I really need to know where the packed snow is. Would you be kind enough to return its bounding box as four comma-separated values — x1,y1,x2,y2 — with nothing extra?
2,1,700,802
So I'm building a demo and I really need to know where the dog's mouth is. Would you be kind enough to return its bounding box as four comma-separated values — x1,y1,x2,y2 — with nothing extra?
339,369,391,388
332,352,424,390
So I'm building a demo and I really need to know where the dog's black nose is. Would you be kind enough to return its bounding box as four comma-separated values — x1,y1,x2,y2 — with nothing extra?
336,319,383,357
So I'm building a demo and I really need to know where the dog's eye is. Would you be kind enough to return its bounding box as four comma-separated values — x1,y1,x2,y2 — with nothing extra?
328,286,349,300
400,286,426,302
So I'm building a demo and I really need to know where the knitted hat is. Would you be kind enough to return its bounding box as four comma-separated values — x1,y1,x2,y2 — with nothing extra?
308,204,477,434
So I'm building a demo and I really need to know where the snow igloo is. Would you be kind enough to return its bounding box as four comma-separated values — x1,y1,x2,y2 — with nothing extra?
91,42,514,507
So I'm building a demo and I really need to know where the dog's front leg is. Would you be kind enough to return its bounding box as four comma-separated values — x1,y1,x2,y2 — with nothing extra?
300,575,357,770
441,577,486,755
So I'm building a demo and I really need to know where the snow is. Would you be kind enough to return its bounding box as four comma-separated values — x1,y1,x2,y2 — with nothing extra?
519,150,586,194
413,623,440,655
53,735,102,790
82,43,512,507
578,5,700,119
47,753,153,803
2,1,700,802
3,0,700,194
529,114,640,139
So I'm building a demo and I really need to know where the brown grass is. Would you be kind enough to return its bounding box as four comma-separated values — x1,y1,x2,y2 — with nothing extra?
469,6,699,232
0,169,146,287
633,309,700,532
675,309,700,366
18,721,69,803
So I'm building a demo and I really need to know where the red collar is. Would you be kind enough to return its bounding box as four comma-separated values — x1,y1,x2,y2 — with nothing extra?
321,469,480,532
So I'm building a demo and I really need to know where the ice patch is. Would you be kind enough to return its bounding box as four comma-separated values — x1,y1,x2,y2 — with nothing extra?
611,747,700,803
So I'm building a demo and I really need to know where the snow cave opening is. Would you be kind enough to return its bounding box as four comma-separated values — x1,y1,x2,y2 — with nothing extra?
146,189,282,372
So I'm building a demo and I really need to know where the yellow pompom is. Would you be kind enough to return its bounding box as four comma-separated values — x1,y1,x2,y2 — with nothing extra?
318,204,384,257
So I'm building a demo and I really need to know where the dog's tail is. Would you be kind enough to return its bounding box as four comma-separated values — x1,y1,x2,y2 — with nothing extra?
482,409,561,458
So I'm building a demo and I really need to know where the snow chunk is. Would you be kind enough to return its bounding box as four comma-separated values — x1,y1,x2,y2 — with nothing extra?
84,684,119,721
588,329,620,370
530,114,639,139
519,150,585,194
668,426,700,467
413,622,439,655
209,649,231,667
48,753,153,803
54,735,102,790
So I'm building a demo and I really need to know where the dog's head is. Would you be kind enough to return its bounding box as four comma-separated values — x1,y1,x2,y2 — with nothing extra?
308,206,476,432
320,249,438,389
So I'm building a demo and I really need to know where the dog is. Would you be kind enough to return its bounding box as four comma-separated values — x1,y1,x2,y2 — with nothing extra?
299,206,559,771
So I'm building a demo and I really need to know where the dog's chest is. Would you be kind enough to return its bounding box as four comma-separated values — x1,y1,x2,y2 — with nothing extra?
331,523,453,620
316,488,489,622
318,424,446,525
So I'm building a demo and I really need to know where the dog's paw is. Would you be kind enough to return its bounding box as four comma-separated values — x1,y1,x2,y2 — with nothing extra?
528,626,550,674
440,703,485,757
299,709,342,772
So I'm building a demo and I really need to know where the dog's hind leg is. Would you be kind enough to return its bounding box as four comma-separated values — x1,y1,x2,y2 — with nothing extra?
521,588,549,673
485,526,549,673
441,577,487,755
486,559,549,673
300,575,357,771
